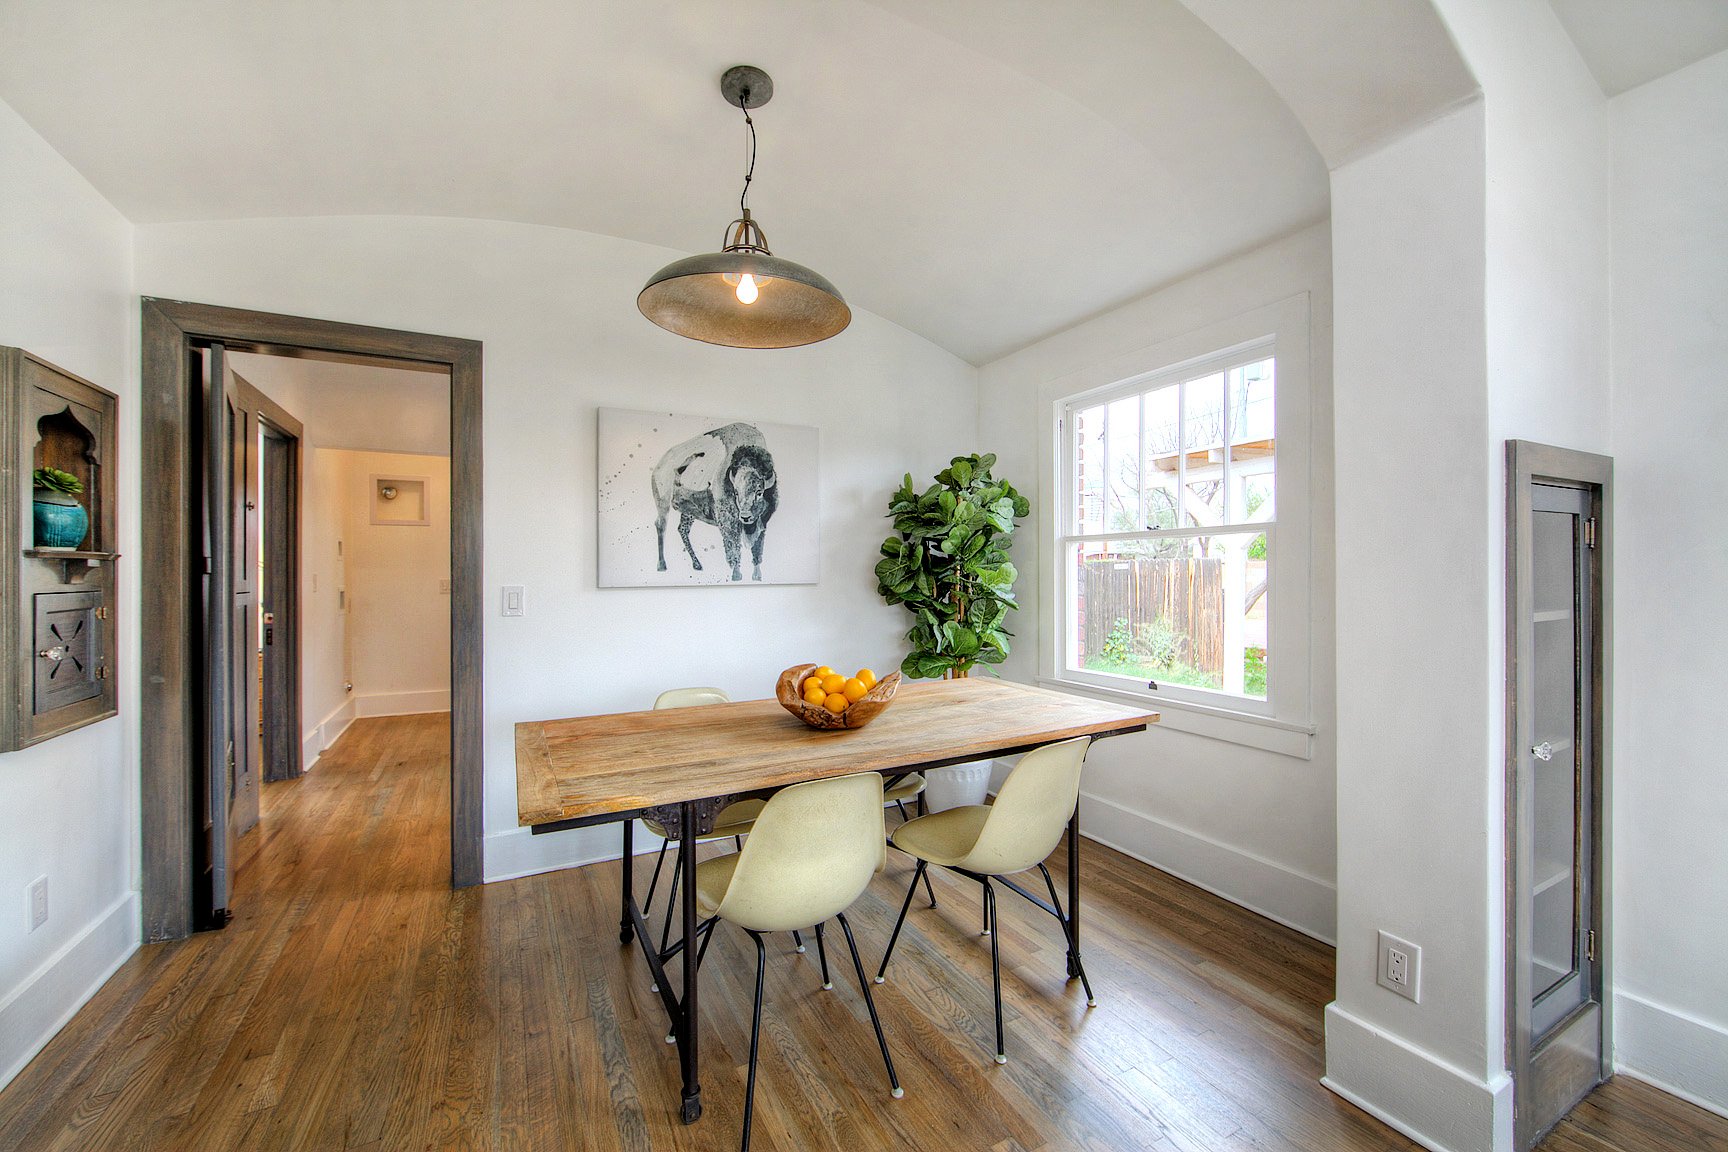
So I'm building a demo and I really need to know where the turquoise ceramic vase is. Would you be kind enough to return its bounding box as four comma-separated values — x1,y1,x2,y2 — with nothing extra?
33,492,89,549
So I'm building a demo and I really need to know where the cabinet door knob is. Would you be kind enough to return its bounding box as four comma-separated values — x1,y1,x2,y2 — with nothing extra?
1531,741,1554,762
37,645,66,662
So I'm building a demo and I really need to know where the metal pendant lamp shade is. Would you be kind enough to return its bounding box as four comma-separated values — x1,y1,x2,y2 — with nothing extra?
638,67,851,349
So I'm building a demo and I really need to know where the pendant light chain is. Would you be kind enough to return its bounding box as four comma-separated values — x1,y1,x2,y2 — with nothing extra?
738,96,758,218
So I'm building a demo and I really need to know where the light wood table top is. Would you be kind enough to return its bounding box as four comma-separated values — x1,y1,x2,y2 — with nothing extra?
516,677,1157,827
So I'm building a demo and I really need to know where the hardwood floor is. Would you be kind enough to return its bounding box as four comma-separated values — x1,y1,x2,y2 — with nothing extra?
1,713,1722,1150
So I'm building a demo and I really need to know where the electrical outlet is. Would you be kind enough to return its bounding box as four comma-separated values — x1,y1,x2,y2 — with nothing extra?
27,876,47,933
1377,930,1421,1002
439,578,451,595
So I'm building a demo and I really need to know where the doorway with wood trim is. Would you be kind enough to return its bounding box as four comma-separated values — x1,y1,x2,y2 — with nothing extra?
139,300,483,942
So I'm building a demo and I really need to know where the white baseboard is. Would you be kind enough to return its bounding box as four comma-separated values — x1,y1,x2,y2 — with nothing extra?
354,689,450,718
0,892,140,1092
302,697,357,772
1613,989,1728,1118
1076,788,1337,943
484,822,664,884
1323,1002,1514,1152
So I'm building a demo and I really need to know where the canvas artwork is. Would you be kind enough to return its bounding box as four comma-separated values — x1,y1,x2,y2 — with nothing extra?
597,408,819,587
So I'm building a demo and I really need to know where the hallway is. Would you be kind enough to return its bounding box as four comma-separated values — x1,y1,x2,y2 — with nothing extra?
0,714,1720,1150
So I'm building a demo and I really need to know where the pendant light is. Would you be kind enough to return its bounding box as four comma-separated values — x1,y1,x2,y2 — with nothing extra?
638,66,851,349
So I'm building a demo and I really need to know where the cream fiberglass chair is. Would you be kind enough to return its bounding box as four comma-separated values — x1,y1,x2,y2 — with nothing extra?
873,736,1094,1065
640,688,796,956
690,771,901,1152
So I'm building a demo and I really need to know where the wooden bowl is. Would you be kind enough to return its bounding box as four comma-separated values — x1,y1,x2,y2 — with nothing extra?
776,664,901,730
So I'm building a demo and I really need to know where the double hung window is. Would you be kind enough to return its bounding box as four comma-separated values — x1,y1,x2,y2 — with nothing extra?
1057,340,1276,710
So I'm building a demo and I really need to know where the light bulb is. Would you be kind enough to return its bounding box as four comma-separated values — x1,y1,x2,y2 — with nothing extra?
735,273,760,305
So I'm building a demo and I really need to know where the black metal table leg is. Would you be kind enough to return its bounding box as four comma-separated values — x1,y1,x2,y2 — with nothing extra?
678,800,702,1123
620,819,635,944
1066,803,1081,979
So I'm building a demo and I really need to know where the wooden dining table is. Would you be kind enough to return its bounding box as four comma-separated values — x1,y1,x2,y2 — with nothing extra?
515,676,1156,1125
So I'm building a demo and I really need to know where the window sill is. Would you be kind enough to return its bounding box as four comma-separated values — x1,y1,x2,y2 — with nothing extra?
1035,676,1314,759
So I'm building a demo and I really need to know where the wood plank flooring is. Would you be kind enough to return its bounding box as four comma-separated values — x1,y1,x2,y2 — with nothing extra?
1,713,1721,1150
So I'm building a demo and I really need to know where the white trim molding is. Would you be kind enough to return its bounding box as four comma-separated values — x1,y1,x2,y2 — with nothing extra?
1323,1002,1515,1152
354,689,450,718
1081,789,1335,942
1613,989,1728,1119
0,892,139,1092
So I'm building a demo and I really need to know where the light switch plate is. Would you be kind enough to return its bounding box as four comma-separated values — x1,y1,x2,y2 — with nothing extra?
501,585,526,617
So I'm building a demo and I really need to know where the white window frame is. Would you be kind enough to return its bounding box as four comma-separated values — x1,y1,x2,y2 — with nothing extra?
1039,294,1314,754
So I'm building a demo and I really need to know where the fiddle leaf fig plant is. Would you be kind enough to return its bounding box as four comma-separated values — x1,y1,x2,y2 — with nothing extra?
876,453,1030,679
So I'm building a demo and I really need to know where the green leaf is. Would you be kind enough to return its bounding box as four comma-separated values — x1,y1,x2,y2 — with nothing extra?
949,459,973,487
943,623,981,657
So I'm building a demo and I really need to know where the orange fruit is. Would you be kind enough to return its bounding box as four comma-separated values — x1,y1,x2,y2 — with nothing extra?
841,678,868,703
820,673,846,694
802,673,824,694
813,666,835,679
855,668,877,689
803,683,827,705
823,692,849,714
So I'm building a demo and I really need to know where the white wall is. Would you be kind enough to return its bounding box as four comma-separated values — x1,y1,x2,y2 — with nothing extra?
132,215,979,881
1325,100,1506,1152
342,450,452,719
978,222,1336,940
0,98,137,1090
299,445,353,766
1327,3,1616,1148
1607,48,1728,1116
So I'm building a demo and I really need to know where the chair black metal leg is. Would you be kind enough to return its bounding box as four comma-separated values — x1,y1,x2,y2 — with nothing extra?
814,922,832,989
921,864,938,908
837,912,902,1098
741,930,767,1152
895,799,910,821
695,918,719,971
1039,862,1096,1006
734,834,744,851
875,860,926,983
643,835,671,915
981,884,992,936
792,928,806,953
659,848,683,955
984,880,1006,1064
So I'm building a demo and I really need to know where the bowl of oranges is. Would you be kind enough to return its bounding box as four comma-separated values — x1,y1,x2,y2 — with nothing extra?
776,663,901,730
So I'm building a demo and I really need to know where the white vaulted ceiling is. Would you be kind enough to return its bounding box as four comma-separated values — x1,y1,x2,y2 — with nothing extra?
0,0,1331,364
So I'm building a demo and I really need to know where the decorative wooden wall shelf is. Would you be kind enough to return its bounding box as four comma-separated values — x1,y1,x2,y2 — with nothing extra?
0,347,120,750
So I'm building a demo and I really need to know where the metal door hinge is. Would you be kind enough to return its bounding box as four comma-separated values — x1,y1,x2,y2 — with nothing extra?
1587,929,1597,962
1584,517,1597,549
95,666,108,680
95,606,109,620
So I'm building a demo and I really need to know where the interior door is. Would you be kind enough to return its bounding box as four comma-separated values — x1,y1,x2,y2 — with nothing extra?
260,423,298,782
1508,441,1608,1151
230,374,261,838
198,343,235,927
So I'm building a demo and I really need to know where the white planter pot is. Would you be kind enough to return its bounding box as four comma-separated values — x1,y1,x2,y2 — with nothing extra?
922,761,992,812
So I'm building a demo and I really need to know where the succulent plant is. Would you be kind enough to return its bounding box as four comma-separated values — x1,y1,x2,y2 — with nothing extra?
32,467,84,496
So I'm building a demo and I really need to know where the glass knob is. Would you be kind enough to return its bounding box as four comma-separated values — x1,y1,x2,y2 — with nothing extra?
1531,741,1554,762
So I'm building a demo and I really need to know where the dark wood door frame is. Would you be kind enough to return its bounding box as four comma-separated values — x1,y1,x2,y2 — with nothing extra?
141,298,483,941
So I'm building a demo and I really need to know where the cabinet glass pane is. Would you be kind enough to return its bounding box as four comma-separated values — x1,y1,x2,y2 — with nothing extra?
1530,507,1581,1007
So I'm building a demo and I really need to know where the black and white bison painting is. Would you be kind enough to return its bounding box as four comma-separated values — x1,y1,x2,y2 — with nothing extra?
596,409,819,587
652,422,777,581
